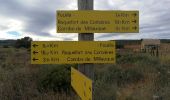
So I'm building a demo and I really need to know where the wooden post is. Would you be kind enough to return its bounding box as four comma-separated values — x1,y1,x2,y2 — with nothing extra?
78,0,94,100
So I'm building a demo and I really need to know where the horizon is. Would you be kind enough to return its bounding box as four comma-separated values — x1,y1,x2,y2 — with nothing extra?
0,38,170,41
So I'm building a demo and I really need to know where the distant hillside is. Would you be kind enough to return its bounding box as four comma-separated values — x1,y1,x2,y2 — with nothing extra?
114,39,170,45
113,39,170,49
115,40,141,45
0,40,16,47
0,39,169,47
160,39,170,43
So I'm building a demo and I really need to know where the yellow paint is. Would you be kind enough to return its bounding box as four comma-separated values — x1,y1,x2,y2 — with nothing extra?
31,41,116,64
57,10,139,33
71,67,92,100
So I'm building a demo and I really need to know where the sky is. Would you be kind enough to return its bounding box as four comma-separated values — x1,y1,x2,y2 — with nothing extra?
0,0,170,41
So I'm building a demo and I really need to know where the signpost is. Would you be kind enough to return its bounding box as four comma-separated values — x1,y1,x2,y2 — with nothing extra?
31,41,115,64
57,10,139,33
71,67,92,100
30,0,140,99
78,0,94,100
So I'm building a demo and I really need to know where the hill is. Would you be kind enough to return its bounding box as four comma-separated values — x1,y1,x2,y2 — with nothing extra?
0,40,16,47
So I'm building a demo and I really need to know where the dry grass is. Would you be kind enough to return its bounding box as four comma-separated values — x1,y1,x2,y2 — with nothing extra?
159,44,170,64
0,47,170,100
94,52,170,100
0,47,76,100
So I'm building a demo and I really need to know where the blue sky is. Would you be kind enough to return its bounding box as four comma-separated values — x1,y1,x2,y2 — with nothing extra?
0,0,170,40
7,31,21,36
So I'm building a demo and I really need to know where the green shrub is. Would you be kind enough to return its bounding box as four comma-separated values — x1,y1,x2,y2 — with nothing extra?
3,45,9,48
37,65,71,92
15,37,32,48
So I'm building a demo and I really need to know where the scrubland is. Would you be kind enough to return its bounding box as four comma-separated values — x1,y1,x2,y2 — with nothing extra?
0,47,169,100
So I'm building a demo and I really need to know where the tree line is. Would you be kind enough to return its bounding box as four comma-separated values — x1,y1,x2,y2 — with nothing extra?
14,37,32,48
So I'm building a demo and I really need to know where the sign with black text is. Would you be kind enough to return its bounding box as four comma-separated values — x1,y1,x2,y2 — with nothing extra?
57,10,139,33
31,41,116,64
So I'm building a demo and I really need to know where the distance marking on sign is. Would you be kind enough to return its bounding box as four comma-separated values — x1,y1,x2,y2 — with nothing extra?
57,10,139,33
31,41,116,64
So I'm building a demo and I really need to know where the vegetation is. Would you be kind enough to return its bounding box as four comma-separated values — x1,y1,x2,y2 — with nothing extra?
94,53,170,100
0,45,170,100
37,65,71,92
14,37,32,48
0,47,76,100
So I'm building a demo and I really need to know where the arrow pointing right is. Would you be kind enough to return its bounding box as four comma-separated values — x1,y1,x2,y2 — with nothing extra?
132,13,137,17
132,26,138,30
132,20,137,23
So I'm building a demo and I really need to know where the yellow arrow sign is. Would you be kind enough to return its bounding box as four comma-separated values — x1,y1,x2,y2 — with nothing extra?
71,67,92,100
57,10,139,33
31,41,115,64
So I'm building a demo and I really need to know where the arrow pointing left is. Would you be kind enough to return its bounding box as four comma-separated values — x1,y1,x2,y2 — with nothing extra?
32,58,39,61
32,44,38,48
33,51,38,54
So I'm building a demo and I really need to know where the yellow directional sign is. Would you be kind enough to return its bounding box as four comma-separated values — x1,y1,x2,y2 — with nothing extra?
57,10,139,33
31,41,115,64
71,67,92,100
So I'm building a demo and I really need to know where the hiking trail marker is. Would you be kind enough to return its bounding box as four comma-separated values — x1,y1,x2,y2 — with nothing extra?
71,67,92,100
31,41,115,64
31,0,140,99
57,10,139,33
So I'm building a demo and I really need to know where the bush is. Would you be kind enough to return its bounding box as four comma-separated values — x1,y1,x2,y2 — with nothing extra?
37,65,71,92
3,45,9,48
15,37,32,48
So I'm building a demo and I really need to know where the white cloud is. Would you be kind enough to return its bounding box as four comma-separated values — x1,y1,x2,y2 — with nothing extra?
0,0,169,40
0,16,24,39
7,19,23,31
